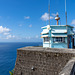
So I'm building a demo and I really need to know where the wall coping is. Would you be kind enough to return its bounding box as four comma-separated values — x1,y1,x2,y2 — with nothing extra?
59,57,75,75
17,47,75,54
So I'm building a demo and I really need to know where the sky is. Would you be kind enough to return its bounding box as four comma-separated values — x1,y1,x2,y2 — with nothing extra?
0,0,75,42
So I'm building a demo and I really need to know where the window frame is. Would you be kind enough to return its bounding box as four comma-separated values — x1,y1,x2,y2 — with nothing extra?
53,37,65,43
44,37,50,43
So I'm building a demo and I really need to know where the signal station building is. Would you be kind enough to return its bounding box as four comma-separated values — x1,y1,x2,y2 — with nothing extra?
41,14,75,48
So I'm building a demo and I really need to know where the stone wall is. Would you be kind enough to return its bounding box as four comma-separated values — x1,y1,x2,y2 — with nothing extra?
13,47,75,75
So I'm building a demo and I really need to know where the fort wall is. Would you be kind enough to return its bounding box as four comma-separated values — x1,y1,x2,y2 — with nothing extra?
13,47,75,75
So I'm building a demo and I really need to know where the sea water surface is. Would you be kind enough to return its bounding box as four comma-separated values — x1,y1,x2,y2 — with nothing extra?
0,42,42,75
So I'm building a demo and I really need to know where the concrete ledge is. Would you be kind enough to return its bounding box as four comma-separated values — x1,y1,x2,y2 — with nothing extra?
18,47,75,53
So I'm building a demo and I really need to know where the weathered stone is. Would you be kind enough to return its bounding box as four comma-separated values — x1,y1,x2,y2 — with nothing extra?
13,47,75,75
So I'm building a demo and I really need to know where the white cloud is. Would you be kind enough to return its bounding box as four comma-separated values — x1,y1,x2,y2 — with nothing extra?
71,19,75,25
25,36,31,39
0,26,10,33
19,24,22,27
28,37,31,39
24,16,30,19
41,13,54,21
6,35,15,39
3,33,10,35
6,35,12,39
0,26,17,40
29,24,32,27
51,13,57,16
12,35,15,38
35,35,39,38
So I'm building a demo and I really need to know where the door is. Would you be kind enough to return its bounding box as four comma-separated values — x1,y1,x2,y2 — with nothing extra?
69,36,72,48
68,35,73,48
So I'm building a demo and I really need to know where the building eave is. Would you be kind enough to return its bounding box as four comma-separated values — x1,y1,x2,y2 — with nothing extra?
41,25,74,29
66,25,74,28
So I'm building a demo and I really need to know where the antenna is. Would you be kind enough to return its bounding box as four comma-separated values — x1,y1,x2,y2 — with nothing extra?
65,0,67,25
48,0,50,26
48,0,50,48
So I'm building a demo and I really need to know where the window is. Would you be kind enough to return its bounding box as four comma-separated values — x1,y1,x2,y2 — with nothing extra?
71,28,73,31
44,37,50,42
53,37,65,43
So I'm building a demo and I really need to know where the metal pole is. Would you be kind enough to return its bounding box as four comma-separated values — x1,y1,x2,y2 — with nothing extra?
48,0,50,48
65,0,67,25
48,0,50,26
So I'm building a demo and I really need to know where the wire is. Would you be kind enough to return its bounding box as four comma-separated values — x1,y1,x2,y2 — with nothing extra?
65,0,67,25
48,0,50,26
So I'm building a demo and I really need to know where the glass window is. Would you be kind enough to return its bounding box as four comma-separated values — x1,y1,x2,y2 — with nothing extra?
53,37,65,43
44,37,50,42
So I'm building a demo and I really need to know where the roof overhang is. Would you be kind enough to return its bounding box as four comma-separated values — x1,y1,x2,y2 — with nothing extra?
41,29,49,34
52,35,67,37
66,25,74,28
41,35,49,38
41,25,74,29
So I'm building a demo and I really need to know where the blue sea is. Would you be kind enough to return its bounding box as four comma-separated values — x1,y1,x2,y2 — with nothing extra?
0,42,42,75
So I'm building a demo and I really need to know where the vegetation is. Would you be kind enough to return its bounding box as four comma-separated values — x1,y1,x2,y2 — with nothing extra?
9,69,14,75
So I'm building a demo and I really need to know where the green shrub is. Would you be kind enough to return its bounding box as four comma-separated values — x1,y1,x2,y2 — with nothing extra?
9,69,14,75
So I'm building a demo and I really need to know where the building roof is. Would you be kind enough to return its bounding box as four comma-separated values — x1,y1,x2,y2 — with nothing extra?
41,35,49,38
41,25,74,29
41,29,49,34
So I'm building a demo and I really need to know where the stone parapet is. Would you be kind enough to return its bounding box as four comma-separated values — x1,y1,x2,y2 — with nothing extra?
13,47,75,75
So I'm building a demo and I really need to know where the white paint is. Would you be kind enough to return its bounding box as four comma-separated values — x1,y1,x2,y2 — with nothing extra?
51,30,67,33
41,35,49,38
41,29,49,34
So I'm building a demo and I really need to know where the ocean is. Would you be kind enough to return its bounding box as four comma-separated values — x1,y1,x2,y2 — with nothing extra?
0,42,42,75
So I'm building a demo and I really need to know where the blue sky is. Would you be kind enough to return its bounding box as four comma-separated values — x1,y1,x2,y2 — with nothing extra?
0,0,75,42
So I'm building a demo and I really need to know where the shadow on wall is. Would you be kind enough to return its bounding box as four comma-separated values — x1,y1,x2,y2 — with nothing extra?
59,58,75,75
70,63,75,75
